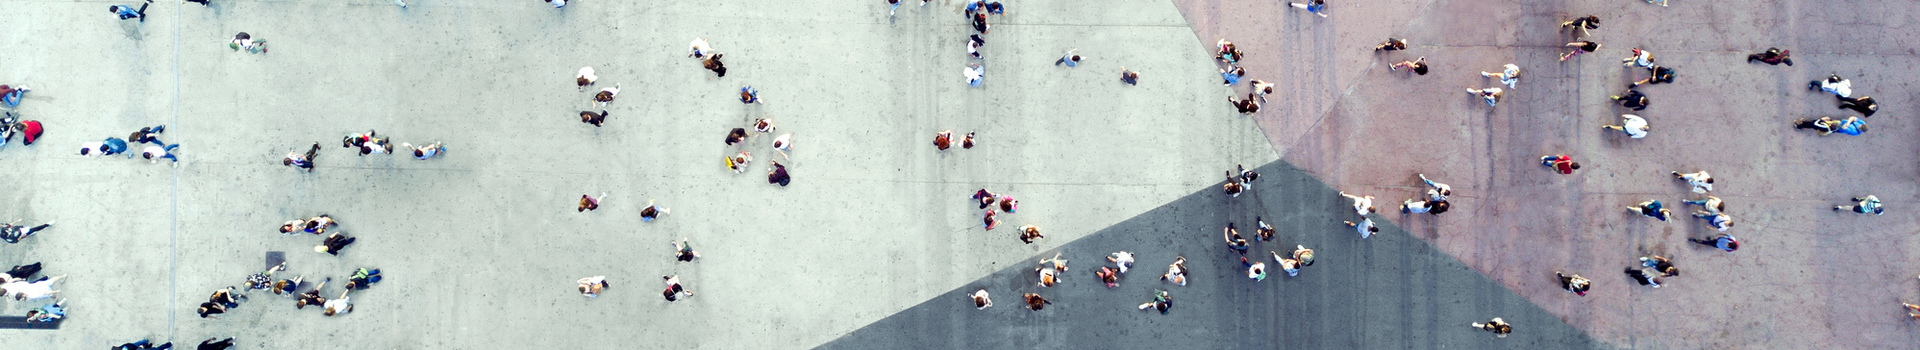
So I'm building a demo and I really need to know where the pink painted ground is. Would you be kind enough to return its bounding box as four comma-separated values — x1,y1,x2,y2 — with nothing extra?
1175,0,1920,348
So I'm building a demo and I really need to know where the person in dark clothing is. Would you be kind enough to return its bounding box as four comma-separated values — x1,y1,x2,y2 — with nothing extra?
724,128,748,145
972,13,990,34
702,54,727,77
1610,89,1650,111
113,339,172,350
1838,96,1877,117
1023,293,1051,310
129,125,165,145
1,221,52,244
284,143,319,172
1640,255,1679,277
197,338,235,350
579,110,607,127
197,302,227,318
1747,48,1792,66
1228,93,1260,115
767,160,790,186
110,0,153,21
1561,15,1600,37
346,268,382,290
1120,67,1140,85
1628,200,1671,221
1631,65,1675,87
316,233,357,256
1689,235,1738,252
4,262,42,282
1373,38,1407,51
1624,268,1661,288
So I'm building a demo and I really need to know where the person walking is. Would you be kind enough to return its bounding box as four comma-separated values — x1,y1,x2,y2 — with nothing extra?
1054,49,1082,67
1220,65,1245,86
1689,235,1738,252
767,160,791,186
1108,251,1134,273
934,130,953,150
1835,195,1884,215
1390,57,1429,75
1269,250,1298,277
577,193,607,212
739,86,763,104
1601,114,1650,139
965,63,986,87
111,0,152,21
1288,0,1329,17
284,143,319,172
1373,38,1407,51
575,67,597,91
402,141,445,159
593,84,621,108
1161,256,1188,286
969,289,992,309
1224,223,1250,254
1810,74,1852,98
672,238,700,261
579,110,607,127
1255,217,1275,242
142,143,180,164
1559,41,1600,61
1137,290,1171,314
196,338,235,350
641,200,670,222
1466,87,1503,107
1019,225,1044,244
1120,67,1141,85
1022,293,1050,310
229,33,267,54
1640,255,1679,277
1401,197,1448,215
1561,15,1599,37
1471,318,1513,338
1672,171,1713,193
1228,93,1261,115
1216,39,1242,63
1627,200,1671,221
1792,116,1867,136
1339,191,1377,216
1687,206,1733,232
1555,271,1590,296
1345,219,1378,239
1418,174,1451,201
314,232,357,256
1620,48,1654,68
662,275,693,302
1611,89,1650,111
1540,155,1580,174
1838,96,1877,117
0,220,53,244
1748,48,1792,66
1630,65,1677,87
1481,64,1520,89
1624,267,1662,288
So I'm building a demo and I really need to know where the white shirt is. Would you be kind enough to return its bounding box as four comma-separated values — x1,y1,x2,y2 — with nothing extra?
1822,79,1852,98
4,280,55,300
1351,196,1374,215
577,67,596,83
690,39,712,58
1110,252,1134,273
549,0,564,8
1354,219,1375,239
143,145,168,159
80,141,104,157
1685,172,1713,193
771,134,792,151
1621,114,1649,139
324,297,351,315
964,66,984,82
1404,199,1432,213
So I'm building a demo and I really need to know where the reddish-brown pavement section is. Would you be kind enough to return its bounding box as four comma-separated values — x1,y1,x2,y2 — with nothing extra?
1174,0,1920,348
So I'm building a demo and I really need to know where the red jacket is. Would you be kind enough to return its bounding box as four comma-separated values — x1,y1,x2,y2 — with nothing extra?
20,120,42,145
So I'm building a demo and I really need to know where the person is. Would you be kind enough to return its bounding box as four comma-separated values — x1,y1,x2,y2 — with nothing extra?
1471,317,1513,338
753,118,776,134
577,193,606,212
0,85,28,110
229,32,267,54
1137,289,1171,314
2,262,43,283
1216,39,1242,63
1373,38,1407,51
969,289,992,309
1630,65,1676,87
197,338,235,350
672,238,700,261
1481,64,1520,89
1628,200,1671,221
997,194,1018,213
1,274,63,300
1792,116,1866,136
114,339,171,350
1601,114,1649,139
128,125,165,145
545,0,565,8
1255,217,1275,242
1402,198,1448,215
1036,253,1067,287
964,63,985,87
1748,48,1792,66
1540,155,1580,174
1687,208,1733,231
80,137,130,158
1228,93,1261,115
970,189,998,209
346,268,382,290
1561,15,1600,37
1097,267,1119,288
933,131,955,150
402,141,445,159
971,12,990,34
580,110,607,127
1389,56,1429,75
575,67,597,91
315,232,357,256
1223,224,1249,254
1838,96,1877,117
1905,303,1920,320
724,127,750,146
703,54,728,77
1620,48,1654,68
1555,271,1590,296
197,301,226,318
1835,195,1884,215
1640,255,1678,277
1690,234,1738,252
1345,219,1378,239
295,278,328,309
1610,89,1650,111
143,143,180,164
767,160,791,186
1625,267,1662,288
1108,251,1134,273
1220,65,1245,86
1161,256,1188,286
967,35,985,59
594,84,621,108
1022,293,1050,310
739,86,762,104
1809,74,1852,98
1222,172,1246,196
285,143,319,171
1417,174,1451,202
321,290,352,316
0,220,53,244
302,215,336,235
1019,225,1043,244
111,0,152,21
1289,0,1329,17
1466,87,1503,107
1671,171,1712,193
689,38,715,59
770,133,793,159
209,287,244,308
1054,48,1082,67
1120,67,1141,85
961,132,976,149
662,275,693,301
1249,80,1276,101
1683,196,1726,216
1292,245,1315,268
24,300,64,323
1559,41,1600,61
640,200,670,222
271,275,303,297
577,276,609,298
984,1,1003,14
726,151,753,173
1339,191,1377,215
1238,256,1267,281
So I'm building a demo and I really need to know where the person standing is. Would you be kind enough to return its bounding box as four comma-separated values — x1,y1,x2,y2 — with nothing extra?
576,67,597,91
229,33,267,54
673,238,700,261
767,160,791,186
1161,256,1188,286
1022,293,1050,310
594,84,621,108
1019,225,1044,244
969,289,992,309
1835,195,1884,215
1238,256,1267,281
577,276,609,298
1120,67,1141,85
579,110,607,127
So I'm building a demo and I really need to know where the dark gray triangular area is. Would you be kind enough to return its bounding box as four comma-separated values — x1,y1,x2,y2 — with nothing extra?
816,160,1611,350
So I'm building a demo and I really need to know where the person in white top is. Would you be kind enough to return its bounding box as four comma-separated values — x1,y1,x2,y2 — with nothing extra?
969,289,992,309
1603,114,1650,139
770,133,792,159
322,291,351,316
1339,191,1376,215
577,276,609,298
1035,253,1067,287
1107,251,1135,273
1,275,65,301
1161,256,1187,286
1345,218,1378,239
753,118,776,133
1480,64,1521,89
1249,80,1275,102
593,84,620,108
689,38,714,59
964,63,985,87
1621,48,1654,68
576,67,597,91
545,0,564,8
1672,171,1713,193
142,144,179,164
1419,174,1451,202
1812,74,1851,98
402,142,444,160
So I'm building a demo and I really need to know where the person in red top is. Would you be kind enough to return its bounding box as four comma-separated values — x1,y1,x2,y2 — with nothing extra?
15,119,43,146
1540,155,1580,174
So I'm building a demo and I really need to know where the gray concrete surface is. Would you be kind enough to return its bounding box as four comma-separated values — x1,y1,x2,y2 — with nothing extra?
0,0,1273,348
818,161,1608,350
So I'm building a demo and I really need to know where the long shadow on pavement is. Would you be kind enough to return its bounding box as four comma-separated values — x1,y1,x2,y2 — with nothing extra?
816,160,1610,349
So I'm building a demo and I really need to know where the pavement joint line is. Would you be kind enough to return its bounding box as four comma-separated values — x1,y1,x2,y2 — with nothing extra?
168,1,182,339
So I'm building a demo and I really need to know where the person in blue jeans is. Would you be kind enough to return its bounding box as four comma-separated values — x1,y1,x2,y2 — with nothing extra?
143,143,179,163
110,0,153,21
1054,49,1082,67
1290,0,1328,17
1220,65,1244,86
347,268,382,290
1,85,28,109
